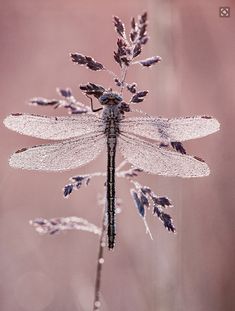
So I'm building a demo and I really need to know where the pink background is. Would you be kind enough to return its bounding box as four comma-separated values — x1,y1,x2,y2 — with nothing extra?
1,0,234,310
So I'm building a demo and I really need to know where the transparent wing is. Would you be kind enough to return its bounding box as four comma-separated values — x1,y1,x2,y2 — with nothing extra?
118,133,210,177
9,132,106,171
4,113,103,140
120,116,220,143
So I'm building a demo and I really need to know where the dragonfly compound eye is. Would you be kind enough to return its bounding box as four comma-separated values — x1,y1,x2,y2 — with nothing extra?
99,92,123,105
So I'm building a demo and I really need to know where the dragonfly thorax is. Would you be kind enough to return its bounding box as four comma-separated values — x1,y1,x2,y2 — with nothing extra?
99,92,123,106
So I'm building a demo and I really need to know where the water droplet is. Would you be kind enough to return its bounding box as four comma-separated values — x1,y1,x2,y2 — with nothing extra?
98,258,104,264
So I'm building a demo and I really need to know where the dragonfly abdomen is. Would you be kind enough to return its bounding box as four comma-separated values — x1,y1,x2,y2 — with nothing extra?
105,112,120,249
107,140,116,249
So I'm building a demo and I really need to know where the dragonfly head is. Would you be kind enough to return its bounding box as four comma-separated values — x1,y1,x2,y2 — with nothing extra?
99,92,123,106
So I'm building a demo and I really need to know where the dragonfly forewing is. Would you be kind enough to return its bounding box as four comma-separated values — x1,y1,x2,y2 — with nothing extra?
118,133,210,177
4,113,103,140
120,116,220,143
9,132,106,171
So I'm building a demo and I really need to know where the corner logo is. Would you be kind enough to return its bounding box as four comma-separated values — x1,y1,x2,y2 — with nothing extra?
219,7,230,17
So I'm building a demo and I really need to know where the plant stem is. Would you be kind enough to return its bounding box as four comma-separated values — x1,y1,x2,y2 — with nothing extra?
93,208,106,311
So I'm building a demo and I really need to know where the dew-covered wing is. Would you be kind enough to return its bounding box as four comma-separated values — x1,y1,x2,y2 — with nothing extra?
120,116,220,143
9,132,106,171
4,113,103,140
118,133,210,177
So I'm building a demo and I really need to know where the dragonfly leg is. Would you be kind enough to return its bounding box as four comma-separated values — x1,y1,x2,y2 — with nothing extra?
86,94,103,112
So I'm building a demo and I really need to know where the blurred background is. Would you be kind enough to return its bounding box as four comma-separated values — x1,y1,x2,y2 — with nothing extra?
0,0,234,310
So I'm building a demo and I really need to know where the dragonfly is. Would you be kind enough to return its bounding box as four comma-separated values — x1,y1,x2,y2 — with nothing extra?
4,92,220,248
